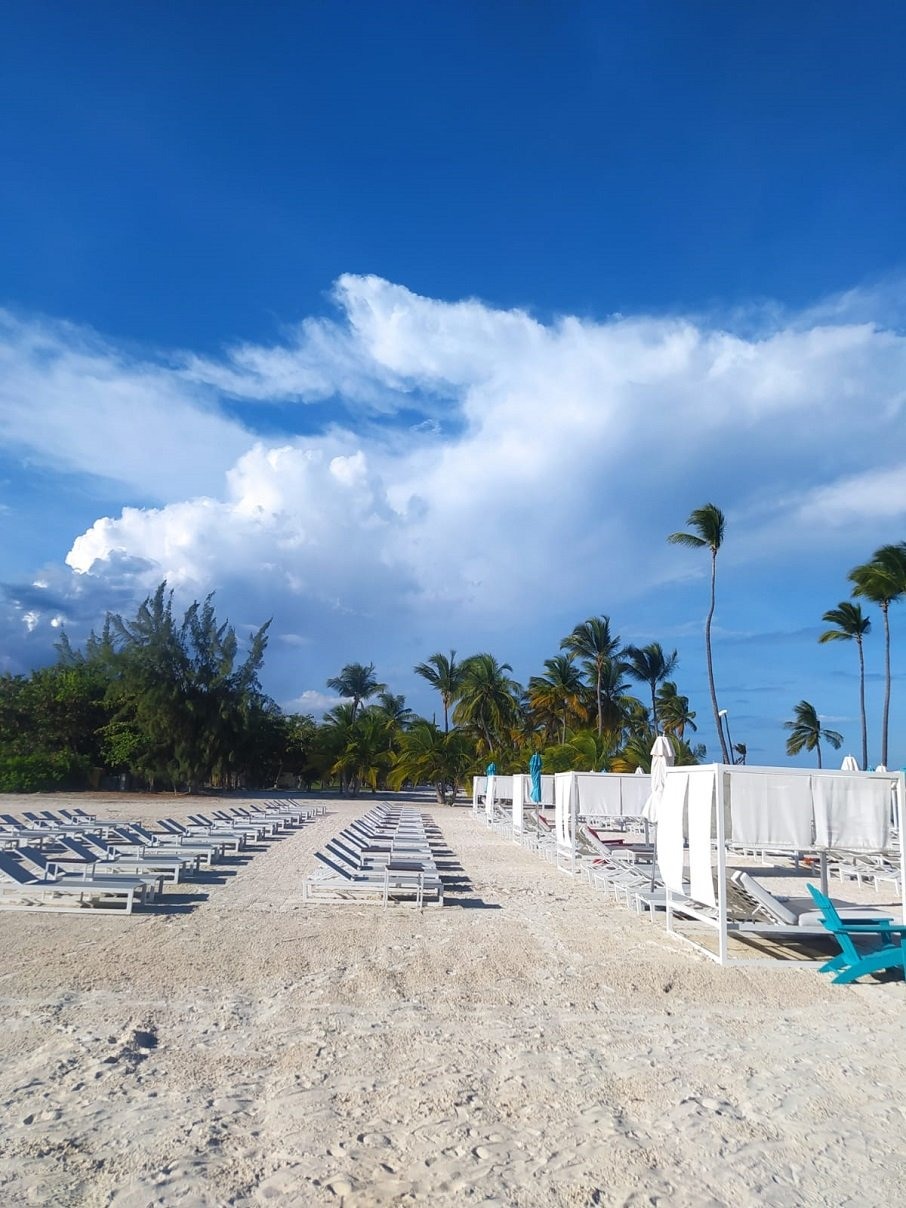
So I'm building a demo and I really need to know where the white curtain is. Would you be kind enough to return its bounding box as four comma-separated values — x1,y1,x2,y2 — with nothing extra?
728,771,813,848
574,773,622,817
554,772,576,850
687,772,716,906
656,772,688,895
485,774,496,822
512,774,526,832
619,775,651,818
812,774,890,850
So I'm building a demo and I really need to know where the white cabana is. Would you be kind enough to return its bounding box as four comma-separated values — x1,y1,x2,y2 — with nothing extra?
552,771,654,872
471,774,514,819
511,774,555,838
656,763,906,965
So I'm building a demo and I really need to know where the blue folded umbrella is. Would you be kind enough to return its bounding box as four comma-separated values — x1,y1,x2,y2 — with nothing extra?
529,752,542,803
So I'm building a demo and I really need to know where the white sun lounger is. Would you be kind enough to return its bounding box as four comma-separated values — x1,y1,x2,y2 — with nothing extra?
0,851,142,913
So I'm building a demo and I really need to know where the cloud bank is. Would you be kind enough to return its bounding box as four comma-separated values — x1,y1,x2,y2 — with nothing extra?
2,276,905,741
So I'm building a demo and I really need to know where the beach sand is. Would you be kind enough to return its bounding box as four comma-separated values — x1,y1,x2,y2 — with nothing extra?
0,794,903,1207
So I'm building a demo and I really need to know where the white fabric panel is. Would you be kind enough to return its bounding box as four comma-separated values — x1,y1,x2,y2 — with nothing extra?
485,775,495,822
812,774,890,850
656,772,688,896
512,774,526,832
538,774,555,806
574,773,622,817
728,771,813,849
620,775,651,818
472,776,486,813
554,773,575,850
687,771,716,907
492,775,513,801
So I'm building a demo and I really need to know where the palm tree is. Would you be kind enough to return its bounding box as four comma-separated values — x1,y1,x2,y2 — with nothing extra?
388,722,475,804
624,643,678,734
413,650,465,734
657,681,697,740
331,709,393,795
374,692,413,728
850,543,906,767
325,662,385,721
453,654,522,758
668,503,730,763
528,655,587,744
819,602,871,772
784,700,843,768
596,659,641,739
560,616,622,736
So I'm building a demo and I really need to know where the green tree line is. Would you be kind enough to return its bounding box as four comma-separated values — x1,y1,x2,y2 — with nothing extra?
3,513,900,793
0,584,703,797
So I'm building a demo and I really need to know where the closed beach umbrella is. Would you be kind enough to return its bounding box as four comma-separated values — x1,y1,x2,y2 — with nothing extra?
642,735,675,823
486,761,497,776
529,752,542,803
840,754,860,771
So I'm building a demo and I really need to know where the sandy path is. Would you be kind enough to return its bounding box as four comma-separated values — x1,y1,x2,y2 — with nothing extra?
0,794,903,1206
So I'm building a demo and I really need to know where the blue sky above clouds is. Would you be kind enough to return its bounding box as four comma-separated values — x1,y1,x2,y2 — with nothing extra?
1,2,905,764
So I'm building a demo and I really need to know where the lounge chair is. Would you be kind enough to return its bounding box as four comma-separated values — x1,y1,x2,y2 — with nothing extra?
305,850,443,907
157,818,246,852
110,824,225,866
806,884,906,983
56,835,198,882
187,812,275,839
14,847,164,902
0,851,142,913
729,871,894,932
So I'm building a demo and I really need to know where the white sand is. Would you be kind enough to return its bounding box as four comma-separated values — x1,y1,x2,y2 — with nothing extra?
0,793,903,1207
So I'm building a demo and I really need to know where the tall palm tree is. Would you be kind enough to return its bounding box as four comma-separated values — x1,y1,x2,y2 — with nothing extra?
528,654,587,744
784,700,843,769
560,616,622,736
413,650,465,734
818,602,871,771
624,643,678,734
453,653,522,758
667,503,730,763
850,543,906,768
656,681,698,740
325,662,385,721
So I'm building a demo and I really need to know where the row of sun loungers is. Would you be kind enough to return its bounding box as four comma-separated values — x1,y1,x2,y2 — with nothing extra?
304,803,445,907
0,801,324,914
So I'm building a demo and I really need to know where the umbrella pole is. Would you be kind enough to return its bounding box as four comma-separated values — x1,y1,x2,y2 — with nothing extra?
819,851,829,897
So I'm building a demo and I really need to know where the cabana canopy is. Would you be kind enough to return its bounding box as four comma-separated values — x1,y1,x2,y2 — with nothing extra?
655,763,905,965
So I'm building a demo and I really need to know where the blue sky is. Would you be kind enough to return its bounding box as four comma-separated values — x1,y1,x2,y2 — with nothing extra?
1,1,905,765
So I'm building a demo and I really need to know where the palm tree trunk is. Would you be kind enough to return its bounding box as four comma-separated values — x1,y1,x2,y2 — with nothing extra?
816,740,822,770
857,637,868,771
443,695,449,735
706,549,731,763
881,602,891,768
650,683,658,734
596,662,603,737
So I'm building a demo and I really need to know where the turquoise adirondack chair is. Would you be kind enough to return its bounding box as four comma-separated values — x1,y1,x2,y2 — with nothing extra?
806,883,906,984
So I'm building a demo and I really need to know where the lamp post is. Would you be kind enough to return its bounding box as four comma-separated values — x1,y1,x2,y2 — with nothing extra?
718,709,737,765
